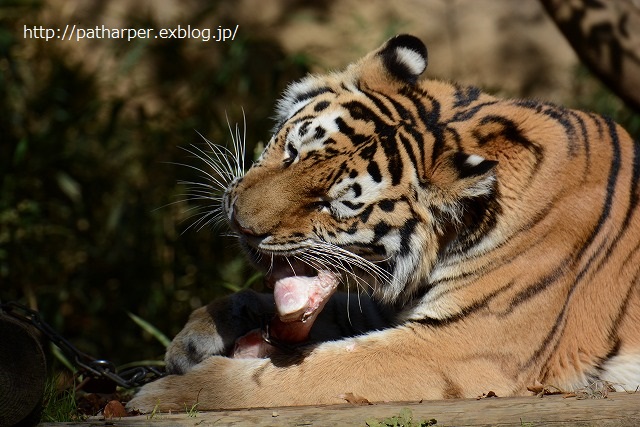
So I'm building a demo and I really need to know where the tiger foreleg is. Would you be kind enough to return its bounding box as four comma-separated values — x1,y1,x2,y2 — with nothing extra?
128,324,522,411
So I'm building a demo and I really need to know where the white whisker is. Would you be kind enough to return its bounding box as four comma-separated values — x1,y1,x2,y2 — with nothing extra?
167,116,248,234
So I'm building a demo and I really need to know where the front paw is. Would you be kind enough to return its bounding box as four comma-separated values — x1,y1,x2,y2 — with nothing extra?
165,291,271,374
127,356,260,411
127,376,185,413
164,306,229,374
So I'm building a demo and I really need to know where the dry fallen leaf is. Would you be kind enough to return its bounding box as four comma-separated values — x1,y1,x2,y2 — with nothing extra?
527,382,564,397
575,380,616,399
339,392,372,405
103,400,128,419
526,382,545,394
476,391,498,399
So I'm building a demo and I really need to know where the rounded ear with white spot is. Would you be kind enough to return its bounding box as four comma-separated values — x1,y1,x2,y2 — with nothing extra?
426,152,498,201
451,152,498,198
378,34,428,85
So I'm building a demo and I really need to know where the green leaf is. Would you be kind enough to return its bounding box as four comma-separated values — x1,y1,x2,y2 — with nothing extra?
51,343,76,373
56,172,82,204
127,311,171,348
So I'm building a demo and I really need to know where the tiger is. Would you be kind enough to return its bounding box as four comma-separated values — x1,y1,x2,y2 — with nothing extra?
127,34,640,412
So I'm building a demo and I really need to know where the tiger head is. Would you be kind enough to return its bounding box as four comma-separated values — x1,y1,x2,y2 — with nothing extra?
224,35,499,305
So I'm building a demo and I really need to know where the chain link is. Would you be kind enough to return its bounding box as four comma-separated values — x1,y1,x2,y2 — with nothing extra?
0,301,165,389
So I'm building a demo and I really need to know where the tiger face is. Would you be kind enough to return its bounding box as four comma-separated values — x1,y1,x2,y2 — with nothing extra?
225,35,498,304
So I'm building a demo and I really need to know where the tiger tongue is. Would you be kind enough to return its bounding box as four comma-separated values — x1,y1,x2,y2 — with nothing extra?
271,270,339,340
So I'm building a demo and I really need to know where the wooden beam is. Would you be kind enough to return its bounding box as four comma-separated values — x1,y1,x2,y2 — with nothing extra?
40,392,640,426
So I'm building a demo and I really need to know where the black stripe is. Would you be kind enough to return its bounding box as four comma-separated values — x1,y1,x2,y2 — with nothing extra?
381,135,403,185
383,93,416,123
342,100,396,137
523,299,568,369
360,87,395,119
618,136,640,231
378,199,396,212
511,99,583,156
596,265,639,372
314,126,326,140
347,98,406,186
375,90,428,171
540,107,578,156
415,280,516,326
324,161,350,189
343,100,375,122
359,205,374,223
399,86,447,170
453,84,481,108
373,221,392,242
398,218,419,256
575,116,621,261
473,115,544,179
314,100,330,112
511,98,556,112
586,132,639,277
352,182,362,197
358,143,377,161
298,121,310,136
449,101,499,123
399,132,419,175
367,161,382,183
293,87,334,104
510,263,568,312
341,200,364,210
334,116,369,146
570,110,590,161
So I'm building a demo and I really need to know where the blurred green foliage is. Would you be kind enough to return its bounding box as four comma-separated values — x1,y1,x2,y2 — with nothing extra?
0,1,308,363
570,64,640,139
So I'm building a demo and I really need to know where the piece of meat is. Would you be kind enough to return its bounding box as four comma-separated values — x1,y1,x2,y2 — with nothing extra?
232,270,339,358
232,329,274,358
273,270,339,323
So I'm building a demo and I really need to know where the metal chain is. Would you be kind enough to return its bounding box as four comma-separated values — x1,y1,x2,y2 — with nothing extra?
0,301,165,389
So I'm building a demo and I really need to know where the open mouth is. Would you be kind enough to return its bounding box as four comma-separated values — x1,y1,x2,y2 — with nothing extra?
232,251,340,358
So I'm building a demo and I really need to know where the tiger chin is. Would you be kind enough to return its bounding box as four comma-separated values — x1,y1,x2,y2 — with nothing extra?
128,34,640,412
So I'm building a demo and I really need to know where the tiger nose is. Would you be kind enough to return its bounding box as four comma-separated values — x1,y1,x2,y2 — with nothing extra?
231,208,261,238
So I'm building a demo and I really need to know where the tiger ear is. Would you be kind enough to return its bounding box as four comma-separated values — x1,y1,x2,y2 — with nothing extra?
378,34,428,84
359,34,428,87
450,152,498,198
426,152,498,201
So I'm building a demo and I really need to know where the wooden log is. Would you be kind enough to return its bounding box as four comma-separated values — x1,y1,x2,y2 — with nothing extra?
540,0,640,113
39,392,640,426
